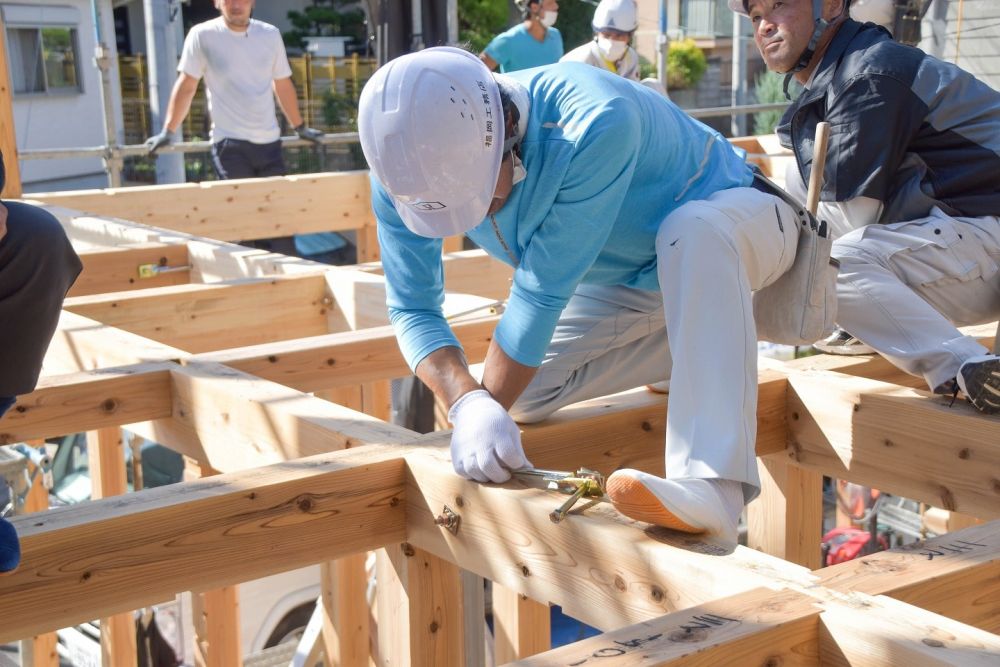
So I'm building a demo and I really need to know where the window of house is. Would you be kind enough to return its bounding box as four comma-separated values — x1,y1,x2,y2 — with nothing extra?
7,25,80,94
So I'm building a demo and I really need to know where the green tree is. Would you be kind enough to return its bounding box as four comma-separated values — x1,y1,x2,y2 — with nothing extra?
752,69,796,135
284,0,366,49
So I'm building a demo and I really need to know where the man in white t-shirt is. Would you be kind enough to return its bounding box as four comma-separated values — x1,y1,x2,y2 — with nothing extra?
144,0,322,179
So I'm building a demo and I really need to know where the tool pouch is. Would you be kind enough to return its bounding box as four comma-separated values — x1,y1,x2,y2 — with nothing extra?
753,209,839,345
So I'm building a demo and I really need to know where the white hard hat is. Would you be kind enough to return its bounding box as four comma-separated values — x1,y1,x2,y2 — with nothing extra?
358,47,504,239
850,0,894,29
593,0,638,32
727,0,748,16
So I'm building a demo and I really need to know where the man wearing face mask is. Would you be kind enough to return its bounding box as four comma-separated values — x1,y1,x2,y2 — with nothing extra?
480,0,563,73
360,48,806,543
561,0,639,81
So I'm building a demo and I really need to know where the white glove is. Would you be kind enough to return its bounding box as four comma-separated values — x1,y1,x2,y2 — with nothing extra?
448,389,531,483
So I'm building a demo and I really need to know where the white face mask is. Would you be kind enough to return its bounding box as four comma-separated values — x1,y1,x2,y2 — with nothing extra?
511,153,527,186
597,36,627,61
540,10,558,28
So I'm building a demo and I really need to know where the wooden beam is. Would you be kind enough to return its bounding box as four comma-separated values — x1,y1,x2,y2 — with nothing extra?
0,16,22,198
63,274,333,354
508,588,821,667
30,171,374,241
376,542,466,667
129,362,419,473
746,455,824,569
786,371,1000,519
321,555,370,667
44,311,187,375
194,316,498,393
817,521,1000,633
818,592,1000,666
493,584,550,663
517,369,787,480
87,427,140,666
72,243,191,296
0,444,409,642
404,451,814,632
21,451,58,667
0,363,174,443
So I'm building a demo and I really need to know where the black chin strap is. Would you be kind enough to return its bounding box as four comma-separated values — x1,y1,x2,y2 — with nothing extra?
782,15,829,99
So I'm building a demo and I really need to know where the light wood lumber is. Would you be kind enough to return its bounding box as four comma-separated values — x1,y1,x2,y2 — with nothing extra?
817,521,1000,633
321,555,370,667
87,427,140,666
747,454,824,569
0,16,22,198
508,588,821,667
195,316,497,393
403,452,814,632
128,362,419,473
63,274,332,353
517,369,787,479
786,371,1000,519
0,363,174,443
375,543,466,667
200,585,242,667
72,243,191,296
44,311,187,375
817,592,1000,666
0,444,409,642
22,454,58,667
493,584,550,663
31,171,373,241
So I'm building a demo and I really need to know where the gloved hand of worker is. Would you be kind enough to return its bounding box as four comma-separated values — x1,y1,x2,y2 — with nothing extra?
448,389,531,483
295,124,324,144
144,130,172,155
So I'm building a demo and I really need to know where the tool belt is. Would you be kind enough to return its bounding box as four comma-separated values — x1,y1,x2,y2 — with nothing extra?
749,168,840,345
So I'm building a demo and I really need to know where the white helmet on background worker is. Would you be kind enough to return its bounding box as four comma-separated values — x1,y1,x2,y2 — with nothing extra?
593,0,638,33
358,47,504,239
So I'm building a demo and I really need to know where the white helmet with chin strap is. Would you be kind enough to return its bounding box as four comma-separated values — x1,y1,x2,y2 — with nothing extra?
358,47,505,239
593,0,638,33
730,0,847,97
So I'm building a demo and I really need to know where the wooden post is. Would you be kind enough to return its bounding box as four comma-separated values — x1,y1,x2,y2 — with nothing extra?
0,16,23,197
320,555,370,667
747,455,824,570
375,543,465,666
21,441,58,667
190,463,242,667
492,583,551,663
86,428,139,667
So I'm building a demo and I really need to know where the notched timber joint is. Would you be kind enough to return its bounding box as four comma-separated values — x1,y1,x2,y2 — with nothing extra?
433,505,461,535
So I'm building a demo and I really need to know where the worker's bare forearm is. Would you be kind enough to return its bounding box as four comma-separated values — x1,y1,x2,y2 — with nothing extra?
273,78,304,128
415,341,537,412
415,347,482,410
163,74,199,133
480,339,537,410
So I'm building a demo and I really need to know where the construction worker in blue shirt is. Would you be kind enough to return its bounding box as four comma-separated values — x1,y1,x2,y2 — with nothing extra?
481,0,563,73
359,48,804,542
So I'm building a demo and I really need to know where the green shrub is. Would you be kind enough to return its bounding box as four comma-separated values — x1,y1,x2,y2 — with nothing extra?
666,39,707,90
751,69,787,135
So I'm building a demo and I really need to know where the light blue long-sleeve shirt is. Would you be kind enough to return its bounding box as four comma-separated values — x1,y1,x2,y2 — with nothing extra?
484,24,563,73
373,62,754,370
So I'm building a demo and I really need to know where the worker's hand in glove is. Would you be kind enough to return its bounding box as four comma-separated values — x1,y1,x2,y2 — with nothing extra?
144,130,172,155
295,124,324,144
448,389,531,483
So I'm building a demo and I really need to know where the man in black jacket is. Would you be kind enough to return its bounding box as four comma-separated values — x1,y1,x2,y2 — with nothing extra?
0,158,82,573
735,0,1000,413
